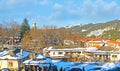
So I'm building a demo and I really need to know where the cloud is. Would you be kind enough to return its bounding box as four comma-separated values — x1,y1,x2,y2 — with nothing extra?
80,0,120,18
53,3,63,10
49,0,120,23
0,0,42,11
1,0,120,27
40,0,49,6
34,0,120,27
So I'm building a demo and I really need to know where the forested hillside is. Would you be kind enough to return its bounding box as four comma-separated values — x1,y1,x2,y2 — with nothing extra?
66,20,120,40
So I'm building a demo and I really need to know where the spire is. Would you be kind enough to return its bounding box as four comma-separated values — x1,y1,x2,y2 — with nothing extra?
32,22,36,29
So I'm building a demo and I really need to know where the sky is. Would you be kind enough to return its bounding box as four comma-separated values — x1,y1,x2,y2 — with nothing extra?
0,0,120,28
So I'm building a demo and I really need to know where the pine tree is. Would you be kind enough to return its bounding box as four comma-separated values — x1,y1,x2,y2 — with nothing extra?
20,18,30,40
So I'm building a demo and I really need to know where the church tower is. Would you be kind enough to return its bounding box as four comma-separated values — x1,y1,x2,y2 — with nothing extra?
32,22,36,29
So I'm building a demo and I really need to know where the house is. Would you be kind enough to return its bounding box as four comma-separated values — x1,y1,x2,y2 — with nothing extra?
43,46,86,61
105,40,120,48
23,54,57,71
93,51,120,62
64,38,108,48
87,46,120,62
64,38,85,46
0,47,31,71
82,38,108,48
93,51,110,62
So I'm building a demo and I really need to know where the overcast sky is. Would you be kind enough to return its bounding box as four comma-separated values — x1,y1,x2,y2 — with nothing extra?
0,0,120,27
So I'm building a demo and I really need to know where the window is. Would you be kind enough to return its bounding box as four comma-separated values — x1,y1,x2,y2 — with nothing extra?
58,52,63,54
53,52,55,55
99,55,102,57
8,61,13,67
112,55,117,58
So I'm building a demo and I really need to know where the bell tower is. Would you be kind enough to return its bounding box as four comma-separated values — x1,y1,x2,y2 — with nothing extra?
32,22,36,29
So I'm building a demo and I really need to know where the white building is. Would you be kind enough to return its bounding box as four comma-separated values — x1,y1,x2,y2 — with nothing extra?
43,46,86,60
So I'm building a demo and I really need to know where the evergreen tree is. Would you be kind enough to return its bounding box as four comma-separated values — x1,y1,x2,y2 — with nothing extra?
20,18,30,39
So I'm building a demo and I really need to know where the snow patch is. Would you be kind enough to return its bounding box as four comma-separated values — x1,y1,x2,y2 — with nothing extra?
64,24,82,28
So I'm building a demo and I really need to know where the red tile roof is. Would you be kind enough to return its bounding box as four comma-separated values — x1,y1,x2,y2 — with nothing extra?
108,40,120,44
80,38,108,41
66,38,108,41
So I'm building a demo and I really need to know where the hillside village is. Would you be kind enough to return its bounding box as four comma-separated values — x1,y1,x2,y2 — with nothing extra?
1,0,120,70
1,36,120,71
44,38,120,62
1,20,120,71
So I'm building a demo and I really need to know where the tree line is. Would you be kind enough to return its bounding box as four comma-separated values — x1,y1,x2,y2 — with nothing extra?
0,18,82,53
21,26,82,52
0,21,20,45
0,18,30,45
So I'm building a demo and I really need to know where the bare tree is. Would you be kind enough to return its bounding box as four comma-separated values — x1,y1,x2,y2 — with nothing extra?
21,25,82,52
0,21,20,45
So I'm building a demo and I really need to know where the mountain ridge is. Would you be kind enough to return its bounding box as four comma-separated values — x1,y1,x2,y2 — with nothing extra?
65,20,120,40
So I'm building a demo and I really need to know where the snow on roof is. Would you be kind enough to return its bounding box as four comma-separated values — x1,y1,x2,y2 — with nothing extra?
46,47,86,51
16,51,31,59
101,63,115,70
115,63,120,67
23,58,52,66
38,63,50,67
52,60,61,62
85,63,102,71
52,61,120,71
47,46,52,50
23,59,39,65
0,50,31,60
0,55,18,59
86,47,97,52
0,50,9,56
36,54,46,59
53,61,75,70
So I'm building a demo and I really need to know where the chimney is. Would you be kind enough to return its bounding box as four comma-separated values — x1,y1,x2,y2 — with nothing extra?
20,49,23,55
33,53,36,59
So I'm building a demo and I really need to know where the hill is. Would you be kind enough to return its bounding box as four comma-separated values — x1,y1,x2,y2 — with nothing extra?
65,20,120,40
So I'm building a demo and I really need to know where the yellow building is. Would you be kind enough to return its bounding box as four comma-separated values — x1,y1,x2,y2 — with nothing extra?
0,59,19,71
0,48,31,71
